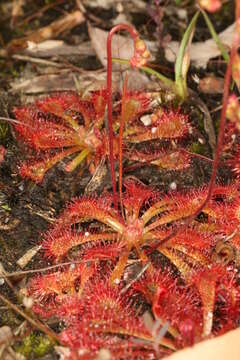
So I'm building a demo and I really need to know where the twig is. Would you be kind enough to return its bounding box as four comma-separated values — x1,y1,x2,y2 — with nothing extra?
16,0,66,27
3,260,96,278
181,149,213,163
120,262,150,294
0,293,59,343
12,54,63,68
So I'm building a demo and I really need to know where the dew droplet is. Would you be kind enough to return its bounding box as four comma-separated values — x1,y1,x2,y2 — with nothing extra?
140,114,152,126
169,182,177,190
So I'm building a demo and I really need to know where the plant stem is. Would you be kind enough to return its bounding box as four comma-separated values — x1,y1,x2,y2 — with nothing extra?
107,24,139,210
154,14,239,249
189,25,238,217
112,58,175,89
119,74,128,219
175,11,199,100
0,293,59,343
201,9,229,62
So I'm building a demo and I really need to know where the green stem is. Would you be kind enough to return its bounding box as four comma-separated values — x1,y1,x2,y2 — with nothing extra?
112,57,175,89
107,24,139,211
201,9,229,62
175,11,200,100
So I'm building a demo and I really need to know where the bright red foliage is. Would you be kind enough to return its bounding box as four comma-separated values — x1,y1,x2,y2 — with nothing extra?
13,89,194,182
12,15,240,360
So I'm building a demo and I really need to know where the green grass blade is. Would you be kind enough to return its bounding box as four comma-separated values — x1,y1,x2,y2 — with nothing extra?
175,11,200,99
112,57,175,89
201,9,229,62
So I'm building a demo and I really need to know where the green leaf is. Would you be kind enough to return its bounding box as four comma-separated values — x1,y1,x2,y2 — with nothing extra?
201,9,229,63
175,11,200,100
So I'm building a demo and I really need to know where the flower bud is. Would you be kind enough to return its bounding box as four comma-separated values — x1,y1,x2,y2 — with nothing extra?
142,49,151,59
226,94,240,130
130,37,150,68
135,38,146,53
232,54,240,90
236,19,240,41
198,0,222,13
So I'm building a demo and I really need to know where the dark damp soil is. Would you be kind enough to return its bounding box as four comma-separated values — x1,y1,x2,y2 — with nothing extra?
0,0,236,359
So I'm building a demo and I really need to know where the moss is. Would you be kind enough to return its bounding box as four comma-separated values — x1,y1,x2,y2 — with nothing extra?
16,333,53,358
190,141,207,155
0,121,9,140
0,308,21,328
1,204,11,211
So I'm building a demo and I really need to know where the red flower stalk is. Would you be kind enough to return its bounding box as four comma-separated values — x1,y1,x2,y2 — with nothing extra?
107,23,150,209
152,5,240,250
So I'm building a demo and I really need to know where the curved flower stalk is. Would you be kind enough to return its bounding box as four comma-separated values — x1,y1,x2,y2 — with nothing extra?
107,23,150,209
152,2,240,251
113,12,199,101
